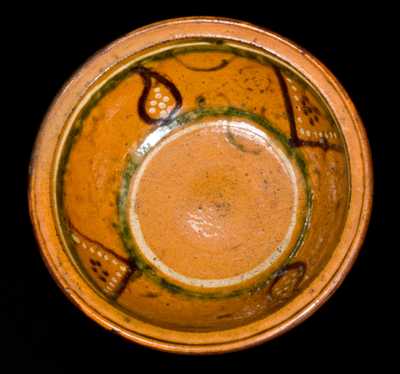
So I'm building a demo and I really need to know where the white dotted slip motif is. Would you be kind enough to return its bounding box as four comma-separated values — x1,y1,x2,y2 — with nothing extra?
70,230,131,296
300,128,337,139
148,87,174,119
285,77,338,142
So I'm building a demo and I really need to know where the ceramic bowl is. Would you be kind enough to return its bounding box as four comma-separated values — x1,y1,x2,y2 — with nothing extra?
29,17,372,354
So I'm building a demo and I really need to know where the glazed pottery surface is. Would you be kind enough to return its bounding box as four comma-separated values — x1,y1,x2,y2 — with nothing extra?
29,18,372,353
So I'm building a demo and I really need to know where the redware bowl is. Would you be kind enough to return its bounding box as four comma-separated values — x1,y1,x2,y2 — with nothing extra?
29,17,372,354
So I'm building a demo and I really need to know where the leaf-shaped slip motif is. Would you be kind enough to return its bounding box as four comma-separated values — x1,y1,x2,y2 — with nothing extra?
135,66,182,126
267,262,306,303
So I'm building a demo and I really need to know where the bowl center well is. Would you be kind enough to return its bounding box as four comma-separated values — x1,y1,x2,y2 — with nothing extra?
129,120,298,287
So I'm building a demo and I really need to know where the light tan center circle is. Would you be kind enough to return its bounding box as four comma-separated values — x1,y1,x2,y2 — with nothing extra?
128,120,298,288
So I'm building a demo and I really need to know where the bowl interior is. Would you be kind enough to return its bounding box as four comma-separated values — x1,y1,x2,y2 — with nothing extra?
54,37,350,332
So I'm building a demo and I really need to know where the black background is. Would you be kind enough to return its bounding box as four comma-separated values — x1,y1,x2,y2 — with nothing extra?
7,3,394,370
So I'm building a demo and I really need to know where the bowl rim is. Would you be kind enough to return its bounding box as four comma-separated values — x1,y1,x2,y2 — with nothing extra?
28,16,373,354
